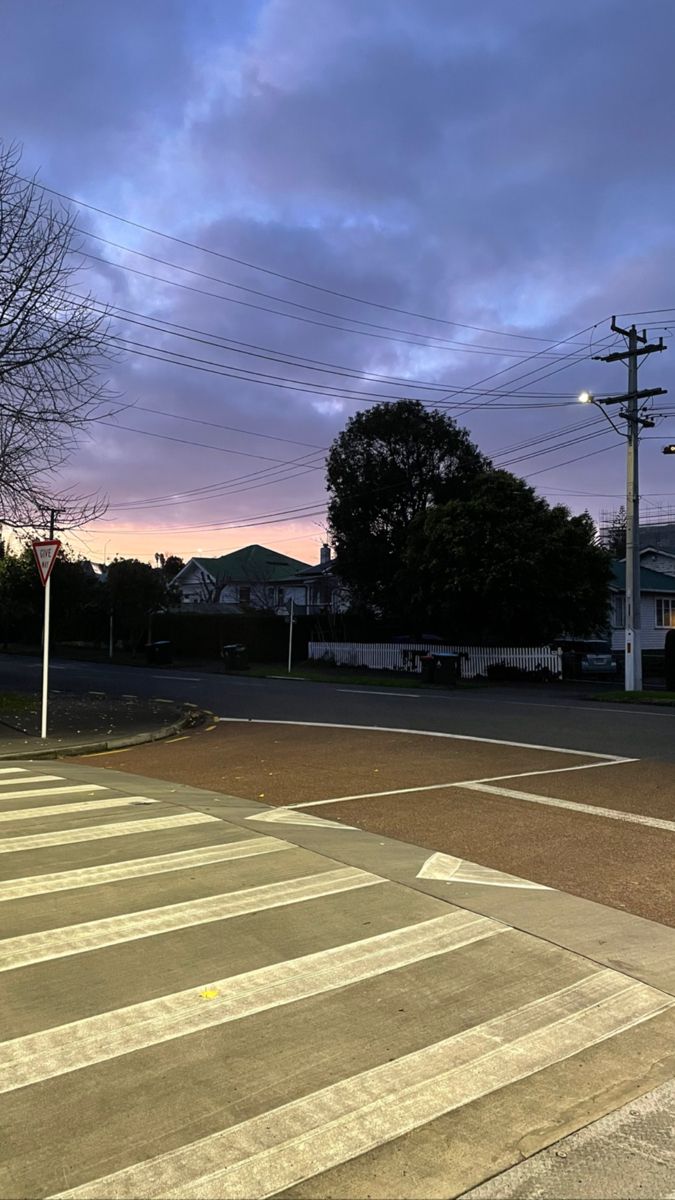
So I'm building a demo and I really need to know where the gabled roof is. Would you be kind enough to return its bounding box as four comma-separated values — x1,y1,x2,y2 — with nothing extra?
181,544,311,584
611,561,675,593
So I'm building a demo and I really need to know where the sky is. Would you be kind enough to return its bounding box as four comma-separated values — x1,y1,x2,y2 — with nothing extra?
4,0,675,567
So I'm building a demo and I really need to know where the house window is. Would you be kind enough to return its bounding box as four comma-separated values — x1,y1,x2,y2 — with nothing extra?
655,597,675,627
238,585,251,605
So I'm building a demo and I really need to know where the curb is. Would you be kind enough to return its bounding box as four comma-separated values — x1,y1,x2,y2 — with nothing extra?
0,703,216,761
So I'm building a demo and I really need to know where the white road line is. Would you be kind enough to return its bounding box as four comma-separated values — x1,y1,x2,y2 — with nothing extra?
0,912,505,1094
0,811,218,855
247,808,355,829
152,675,200,682
0,837,291,902
217,718,625,761
289,758,636,809
0,867,382,971
0,768,27,774
459,782,675,833
0,784,107,801
0,796,157,824
53,972,672,1200
338,689,421,699
0,775,62,787
417,852,552,890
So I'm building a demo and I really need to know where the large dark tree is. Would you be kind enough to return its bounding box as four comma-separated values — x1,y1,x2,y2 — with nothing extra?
326,400,489,615
0,142,112,527
405,471,612,643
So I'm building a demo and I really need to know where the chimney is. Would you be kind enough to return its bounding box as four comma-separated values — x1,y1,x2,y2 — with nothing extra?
320,543,331,566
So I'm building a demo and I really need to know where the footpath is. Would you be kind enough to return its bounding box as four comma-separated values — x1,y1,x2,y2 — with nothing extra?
0,756,673,1198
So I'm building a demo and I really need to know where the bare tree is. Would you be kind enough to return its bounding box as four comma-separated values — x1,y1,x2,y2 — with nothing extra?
0,142,113,527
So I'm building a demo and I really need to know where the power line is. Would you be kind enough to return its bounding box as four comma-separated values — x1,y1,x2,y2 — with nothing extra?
22,171,591,345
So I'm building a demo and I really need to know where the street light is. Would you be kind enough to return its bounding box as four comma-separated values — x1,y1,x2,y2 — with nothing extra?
578,390,594,404
663,445,675,455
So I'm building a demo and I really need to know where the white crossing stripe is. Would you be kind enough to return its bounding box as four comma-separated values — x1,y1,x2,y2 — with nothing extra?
0,912,506,1094
52,971,672,1199
0,867,382,971
0,811,218,855
0,837,291,901
0,784,106,801
0,767,27,774
0,796,157,824
0,775,62,788
459,782,675,833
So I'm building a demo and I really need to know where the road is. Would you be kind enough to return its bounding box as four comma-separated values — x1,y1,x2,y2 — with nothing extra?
3,654,675,761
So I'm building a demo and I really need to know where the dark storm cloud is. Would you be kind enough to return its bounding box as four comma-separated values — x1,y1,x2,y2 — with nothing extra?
3,0,675,556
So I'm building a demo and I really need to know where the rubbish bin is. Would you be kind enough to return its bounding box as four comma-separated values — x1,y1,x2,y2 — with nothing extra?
420,653,437,684
145,640,172,666
435,652,462,686
221,643,248,670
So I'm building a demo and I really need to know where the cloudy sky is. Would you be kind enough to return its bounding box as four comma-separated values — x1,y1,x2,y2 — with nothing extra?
4,0,675,566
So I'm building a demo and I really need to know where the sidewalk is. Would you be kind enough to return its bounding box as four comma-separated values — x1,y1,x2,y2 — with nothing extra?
0,692,197,759
0,757,673,1198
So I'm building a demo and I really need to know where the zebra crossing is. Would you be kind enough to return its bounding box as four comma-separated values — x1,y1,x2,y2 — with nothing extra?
0,762,673,1199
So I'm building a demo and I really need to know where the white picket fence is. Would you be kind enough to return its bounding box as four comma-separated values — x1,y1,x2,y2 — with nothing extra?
307,641,563,679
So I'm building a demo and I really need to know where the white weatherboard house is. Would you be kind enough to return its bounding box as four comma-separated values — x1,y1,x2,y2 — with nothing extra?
171,543,347,615
609,560,675,651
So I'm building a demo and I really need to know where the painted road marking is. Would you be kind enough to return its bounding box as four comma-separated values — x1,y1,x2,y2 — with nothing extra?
0,783,107,802
152,675,200,682
247,808,355,829
0,796,157,824
165,736,190,744
338,689,421,699
0,838,293,902
0,811,218,855
0,775,62,787
291,758,636,808
217,718,626,761
417,852,552,889
0,912,505,1095
0,768,27,774
52,972,672,1200
460,782,675,833
0,867,383,971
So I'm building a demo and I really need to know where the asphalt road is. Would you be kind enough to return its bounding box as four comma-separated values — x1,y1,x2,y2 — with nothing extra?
3,654,675,761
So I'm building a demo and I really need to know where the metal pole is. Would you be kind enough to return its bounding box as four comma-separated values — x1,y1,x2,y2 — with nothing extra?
287,597,294,673
625,326,641,692
41,575,51,739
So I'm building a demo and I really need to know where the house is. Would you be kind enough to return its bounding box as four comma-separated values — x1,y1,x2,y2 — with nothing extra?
275,544,349,615
609,560,675,650
172,545,311,611
638,545,675,579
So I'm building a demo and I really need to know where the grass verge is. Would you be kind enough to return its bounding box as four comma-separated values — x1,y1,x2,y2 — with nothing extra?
590,690,675,706
0,693,35,713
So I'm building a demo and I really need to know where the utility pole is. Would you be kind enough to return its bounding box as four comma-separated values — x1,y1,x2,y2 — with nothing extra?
592,321,667,691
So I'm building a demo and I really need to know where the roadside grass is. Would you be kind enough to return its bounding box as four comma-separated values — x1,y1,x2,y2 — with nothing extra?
238,663,486,689
591,690,675,706
0,692,35,713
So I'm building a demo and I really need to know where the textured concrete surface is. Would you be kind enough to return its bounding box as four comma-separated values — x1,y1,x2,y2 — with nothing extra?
460,1078,675,1199
1,758,674,1198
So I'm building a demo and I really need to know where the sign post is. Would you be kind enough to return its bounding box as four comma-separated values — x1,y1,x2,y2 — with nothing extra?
32,540,61,739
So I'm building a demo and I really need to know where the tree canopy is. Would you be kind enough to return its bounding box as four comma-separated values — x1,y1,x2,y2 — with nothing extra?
326,400,489,614
404,471,612,642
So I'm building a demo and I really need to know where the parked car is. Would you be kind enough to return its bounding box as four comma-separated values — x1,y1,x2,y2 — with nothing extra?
551,639,618,679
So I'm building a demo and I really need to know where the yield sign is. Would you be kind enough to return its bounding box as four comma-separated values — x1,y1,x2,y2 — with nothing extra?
32,539,61,586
